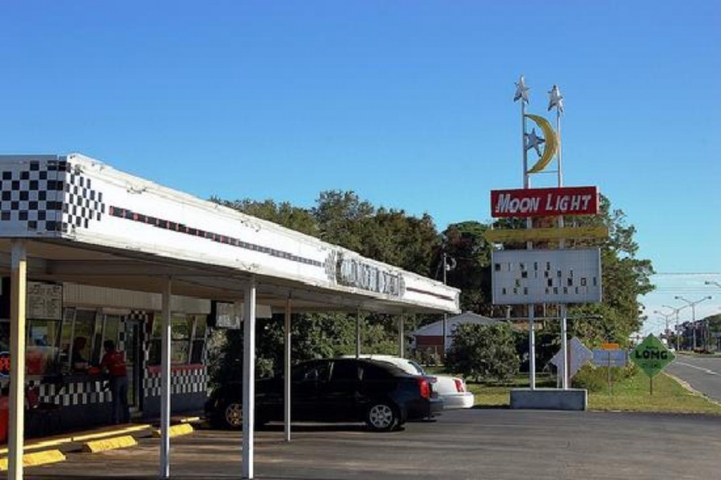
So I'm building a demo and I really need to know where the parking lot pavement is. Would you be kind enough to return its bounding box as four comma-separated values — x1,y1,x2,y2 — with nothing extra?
27,408,721,480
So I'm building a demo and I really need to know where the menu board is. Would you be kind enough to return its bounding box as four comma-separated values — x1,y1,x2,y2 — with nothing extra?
27,282,63,320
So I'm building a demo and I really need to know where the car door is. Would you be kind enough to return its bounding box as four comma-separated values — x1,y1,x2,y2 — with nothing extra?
318,360,361,421
291,361,330,421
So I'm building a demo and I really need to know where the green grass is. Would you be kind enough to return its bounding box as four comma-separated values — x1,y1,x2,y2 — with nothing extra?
461,370,721,415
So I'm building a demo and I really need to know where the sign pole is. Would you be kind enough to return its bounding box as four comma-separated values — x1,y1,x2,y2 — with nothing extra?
517,76,536,390
607,351,611,395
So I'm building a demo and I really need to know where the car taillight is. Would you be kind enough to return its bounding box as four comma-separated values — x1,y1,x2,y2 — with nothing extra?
454,379,464,393
417,377,431,399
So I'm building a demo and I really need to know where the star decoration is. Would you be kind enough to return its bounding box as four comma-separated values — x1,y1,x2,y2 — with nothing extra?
525,128,545,156
548,84,564,112
514,75,529,103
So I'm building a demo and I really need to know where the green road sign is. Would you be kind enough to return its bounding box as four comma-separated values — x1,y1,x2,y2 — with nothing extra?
631,335,676,378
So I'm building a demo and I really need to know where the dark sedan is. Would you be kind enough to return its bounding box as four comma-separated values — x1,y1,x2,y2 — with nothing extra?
206,358,443,431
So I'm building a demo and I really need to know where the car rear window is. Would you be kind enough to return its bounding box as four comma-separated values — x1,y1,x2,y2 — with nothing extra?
359,360,407,380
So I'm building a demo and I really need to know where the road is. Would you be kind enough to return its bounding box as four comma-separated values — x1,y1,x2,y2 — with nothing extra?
666,354,721,403
28,409,721,480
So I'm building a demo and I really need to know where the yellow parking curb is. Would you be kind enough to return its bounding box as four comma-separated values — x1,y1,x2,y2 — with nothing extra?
152,423,194,438
179,416,200,424
0,423,152,456
0,449,66,471
72,424,152,442
82,435,138,453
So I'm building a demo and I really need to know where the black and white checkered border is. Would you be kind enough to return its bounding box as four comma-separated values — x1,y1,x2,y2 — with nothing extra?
61,169,106,230
0,159,106,233
143,367,208,398
38,380,112,405
0,160,66,232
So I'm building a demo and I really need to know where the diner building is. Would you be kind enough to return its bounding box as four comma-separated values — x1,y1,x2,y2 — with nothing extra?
0,153,460,479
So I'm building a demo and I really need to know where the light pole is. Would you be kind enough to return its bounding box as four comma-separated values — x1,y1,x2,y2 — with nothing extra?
653,309,675,345
663,304,689,351
675,295,712,350
441,253,456,360
704,282,721,350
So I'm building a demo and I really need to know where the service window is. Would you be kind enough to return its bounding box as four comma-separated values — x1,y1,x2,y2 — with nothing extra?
149,314,208,366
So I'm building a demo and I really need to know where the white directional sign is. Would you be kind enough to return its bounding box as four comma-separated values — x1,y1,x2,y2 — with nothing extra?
592,349,628,368
550,337,593,378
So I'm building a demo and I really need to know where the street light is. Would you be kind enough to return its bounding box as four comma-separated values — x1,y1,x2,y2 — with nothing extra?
703,282,721,351
675,295,713,350
663,304,690,351
653,309,675,341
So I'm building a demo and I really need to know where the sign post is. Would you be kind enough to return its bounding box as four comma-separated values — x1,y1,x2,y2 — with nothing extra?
630,335,676,395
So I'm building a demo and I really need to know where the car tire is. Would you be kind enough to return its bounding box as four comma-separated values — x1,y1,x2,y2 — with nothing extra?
223,402,244,429
365,401,399,432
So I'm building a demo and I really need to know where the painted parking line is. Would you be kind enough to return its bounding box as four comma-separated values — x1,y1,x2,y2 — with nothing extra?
675,362,718,375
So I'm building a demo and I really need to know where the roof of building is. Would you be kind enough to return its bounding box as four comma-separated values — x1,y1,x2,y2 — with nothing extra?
412,311,502,336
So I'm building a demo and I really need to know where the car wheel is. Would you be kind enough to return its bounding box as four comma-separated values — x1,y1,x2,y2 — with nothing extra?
365,402,399,432
224,402,243,429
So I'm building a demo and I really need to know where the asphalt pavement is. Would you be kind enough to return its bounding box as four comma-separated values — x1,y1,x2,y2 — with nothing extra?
26,408,721,480
666,354,721,403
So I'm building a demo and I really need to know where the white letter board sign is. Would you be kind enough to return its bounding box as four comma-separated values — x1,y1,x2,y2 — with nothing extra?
491,248,602,305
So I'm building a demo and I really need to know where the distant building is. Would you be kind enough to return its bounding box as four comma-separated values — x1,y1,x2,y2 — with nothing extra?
411,311,501,359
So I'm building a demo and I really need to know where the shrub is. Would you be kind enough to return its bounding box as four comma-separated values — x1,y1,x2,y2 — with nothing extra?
445,323,520,384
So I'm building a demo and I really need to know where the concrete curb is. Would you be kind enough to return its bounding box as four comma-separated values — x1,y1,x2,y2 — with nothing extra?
664,372,721,408
0,449,66,471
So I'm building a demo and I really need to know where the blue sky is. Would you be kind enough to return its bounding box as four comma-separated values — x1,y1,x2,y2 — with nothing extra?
1,1,719,331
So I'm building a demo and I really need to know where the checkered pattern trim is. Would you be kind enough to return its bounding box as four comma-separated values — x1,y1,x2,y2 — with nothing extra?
143,367,208,398
38,380,112,405
0,159,105,233
62,170,105,229
1,160,66,232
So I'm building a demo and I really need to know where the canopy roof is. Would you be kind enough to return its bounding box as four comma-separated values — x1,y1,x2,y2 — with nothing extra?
0,154,460,315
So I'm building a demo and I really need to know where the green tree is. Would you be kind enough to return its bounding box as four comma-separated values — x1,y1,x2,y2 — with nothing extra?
439,221,494,314
210,197,318,237
445,323,520,383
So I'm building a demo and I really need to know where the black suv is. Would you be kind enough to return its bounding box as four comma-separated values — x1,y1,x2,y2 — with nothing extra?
205,358,443,431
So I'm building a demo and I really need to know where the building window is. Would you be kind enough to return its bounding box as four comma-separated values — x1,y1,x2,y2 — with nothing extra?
149,314,207,366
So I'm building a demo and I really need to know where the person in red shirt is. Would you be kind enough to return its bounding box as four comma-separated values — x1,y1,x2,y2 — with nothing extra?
100,340,129,424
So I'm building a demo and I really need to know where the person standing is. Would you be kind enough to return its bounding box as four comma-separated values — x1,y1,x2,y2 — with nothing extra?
100,340,129,424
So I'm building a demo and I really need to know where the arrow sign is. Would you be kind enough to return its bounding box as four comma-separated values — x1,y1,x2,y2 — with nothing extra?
550,337,593,378
631,335,675,378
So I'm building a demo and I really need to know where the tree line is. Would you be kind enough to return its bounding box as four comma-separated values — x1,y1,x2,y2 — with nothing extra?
208,190,655,383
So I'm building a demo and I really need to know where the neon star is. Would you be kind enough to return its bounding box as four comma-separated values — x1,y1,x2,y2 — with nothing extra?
548,84,564,113
525,128,545,157
514,75,529,103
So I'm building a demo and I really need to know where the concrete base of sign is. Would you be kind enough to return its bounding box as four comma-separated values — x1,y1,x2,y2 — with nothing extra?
510,388,587,411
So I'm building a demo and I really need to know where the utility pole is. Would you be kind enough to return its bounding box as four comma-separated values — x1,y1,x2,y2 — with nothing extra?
675,296,712,350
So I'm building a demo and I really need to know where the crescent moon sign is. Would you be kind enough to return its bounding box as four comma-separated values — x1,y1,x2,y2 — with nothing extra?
525,114,558,174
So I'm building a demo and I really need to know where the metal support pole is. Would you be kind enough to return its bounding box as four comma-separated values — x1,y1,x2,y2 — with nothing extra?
160,277,172,479
442,252,448,357
242,278,257,479
529,306,536,390
398,314,405,358
355,309,361,359
691,304,697,350
283,296,292,442
8,240,27,480
560,304,569,390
